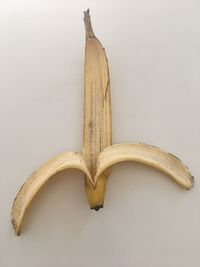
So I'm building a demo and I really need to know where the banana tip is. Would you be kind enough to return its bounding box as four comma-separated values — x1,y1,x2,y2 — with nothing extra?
91,204,104,211
83,8,90,17
187,175,195,190
12,218,21,236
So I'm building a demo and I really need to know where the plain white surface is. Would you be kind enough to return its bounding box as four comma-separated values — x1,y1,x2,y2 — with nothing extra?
1,0,200,266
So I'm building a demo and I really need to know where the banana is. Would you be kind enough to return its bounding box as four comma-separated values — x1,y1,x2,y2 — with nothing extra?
11,9,194,235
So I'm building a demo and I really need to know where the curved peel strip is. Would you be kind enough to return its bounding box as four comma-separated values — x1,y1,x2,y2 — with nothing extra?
83,9,112,177
12,151,92,235
94,143,194,189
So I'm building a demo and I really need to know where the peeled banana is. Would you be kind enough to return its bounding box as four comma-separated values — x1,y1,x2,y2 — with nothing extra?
11,9,194,235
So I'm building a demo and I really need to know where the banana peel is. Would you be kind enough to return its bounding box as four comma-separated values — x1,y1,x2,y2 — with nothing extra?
11,9,194,235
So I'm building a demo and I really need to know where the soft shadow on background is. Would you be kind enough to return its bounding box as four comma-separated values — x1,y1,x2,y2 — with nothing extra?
1,0,200,266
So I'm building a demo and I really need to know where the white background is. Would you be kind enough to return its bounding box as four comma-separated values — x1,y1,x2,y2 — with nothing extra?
1,0,200,266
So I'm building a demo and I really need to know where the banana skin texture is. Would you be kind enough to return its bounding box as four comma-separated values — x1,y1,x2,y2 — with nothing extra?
11,9,194,235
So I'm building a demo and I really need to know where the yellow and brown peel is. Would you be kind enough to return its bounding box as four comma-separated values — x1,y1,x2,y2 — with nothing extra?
11,9,194,235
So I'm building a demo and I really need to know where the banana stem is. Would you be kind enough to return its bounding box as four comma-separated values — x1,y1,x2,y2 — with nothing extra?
83,9,95,38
